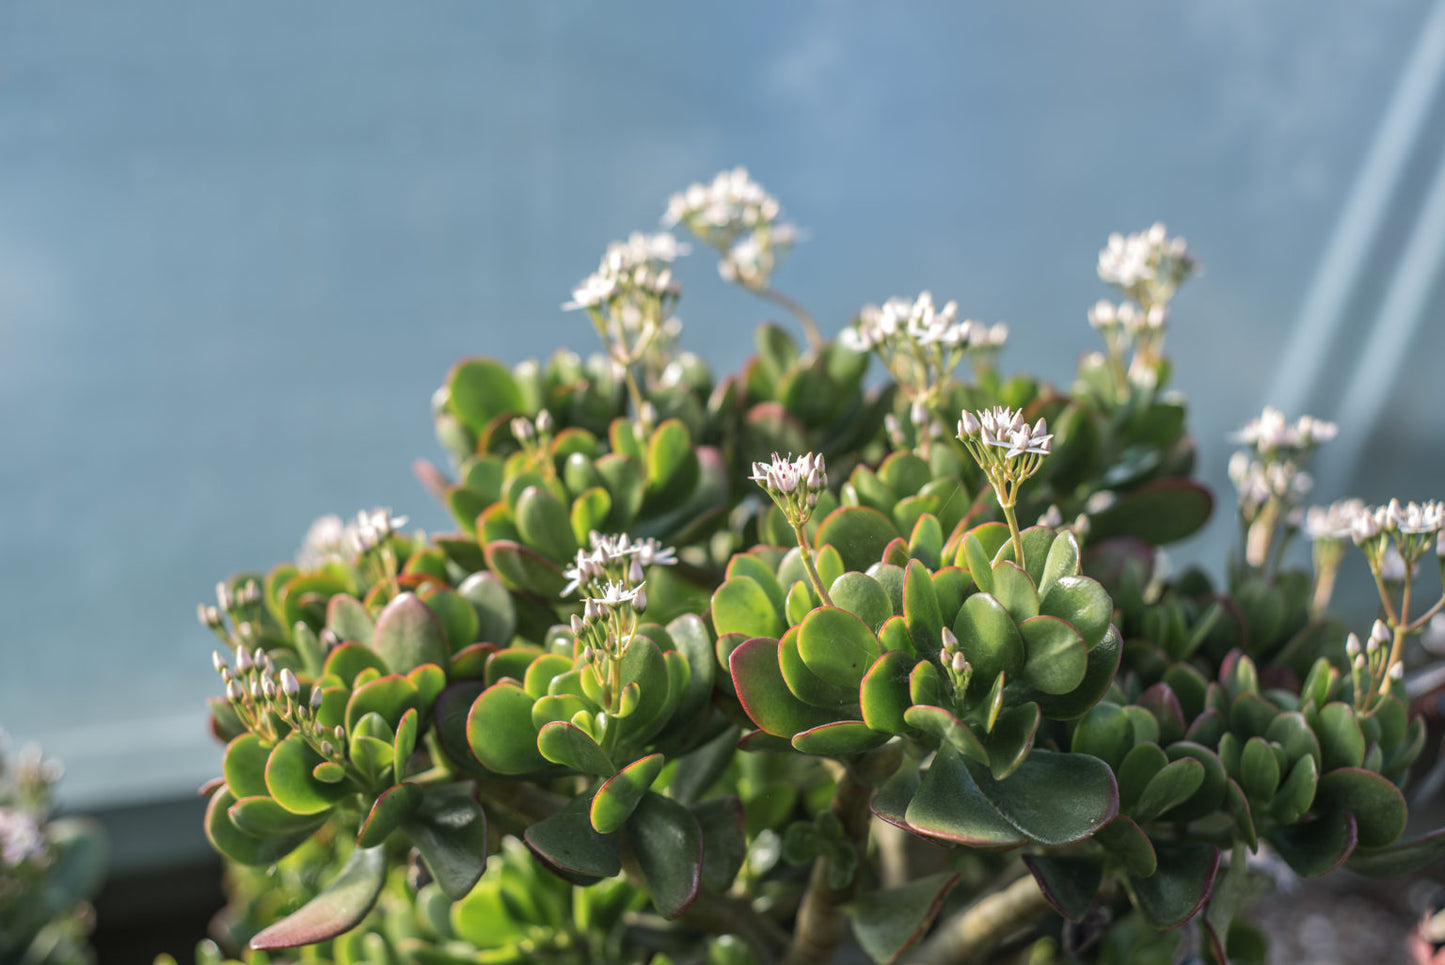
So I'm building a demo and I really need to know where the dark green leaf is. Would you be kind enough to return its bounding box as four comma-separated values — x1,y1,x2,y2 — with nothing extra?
848,872,959,965
625,792,703,919
250,845,387,949
402,784,490,900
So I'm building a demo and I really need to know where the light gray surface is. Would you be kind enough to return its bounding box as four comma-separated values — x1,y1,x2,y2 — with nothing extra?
1,2,1441,807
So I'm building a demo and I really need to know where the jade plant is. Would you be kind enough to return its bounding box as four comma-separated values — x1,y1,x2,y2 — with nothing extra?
0,738,105,965
177,171,1445,965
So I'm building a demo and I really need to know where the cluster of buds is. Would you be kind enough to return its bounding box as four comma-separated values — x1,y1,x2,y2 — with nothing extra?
1090,224,1197,395
198,579,264,655
1346,621,1403,714
750,452,828,529
665,167,797,290
1228,408,1335,572
1097,223,1197,303
212,644,297,743
841,293,1007,409
561,532,677,599
1304,498,1365,613
939,628,972,702
511,410,554,455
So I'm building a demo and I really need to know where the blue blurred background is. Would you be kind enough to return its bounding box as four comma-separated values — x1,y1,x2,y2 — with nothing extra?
5,1,1445,811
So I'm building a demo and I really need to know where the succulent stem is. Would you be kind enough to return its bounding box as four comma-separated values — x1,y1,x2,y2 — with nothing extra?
794,523,834,608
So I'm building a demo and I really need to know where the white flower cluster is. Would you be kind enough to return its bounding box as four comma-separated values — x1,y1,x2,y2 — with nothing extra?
1098,222,1197,294
0,806,45,869
841,292,1007,355
563,232,686,312
1347,499,1445,542
1304,498,1366,542
750,452,828,526
666,168,796,288
666,167,782,241
296,509,408,569
1228,452,1313,513
561,532,677,598
958,406,1053,459
1087,299,1168,337
1232,407,1337,455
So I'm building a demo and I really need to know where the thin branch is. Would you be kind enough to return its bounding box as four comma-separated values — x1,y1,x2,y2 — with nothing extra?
907,871,1052,965
780,769,875,965
750,285,824,350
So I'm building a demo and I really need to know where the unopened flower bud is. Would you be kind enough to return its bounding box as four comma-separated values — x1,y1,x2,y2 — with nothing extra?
226,680,244,702
1390,661,1405,681
910,401,928,427
1345,633,1361,657
235,648,253,672
319,628,340,652
941,627,958,653
629,556,645,585
261,675,276,699
310,688,324,710
280,669,300,698
320,741,334,757
1353,654,1366,671
633,586,648,613
585,598,602,622
511,416,536,443
570,614,586,636
951,652,969,674
212,651,227,673
958,410,981,437
535,409,554,434
582,646,594,663
216,581,234,611
1370,620,1391,649
248,678,262,699
334,725,346,741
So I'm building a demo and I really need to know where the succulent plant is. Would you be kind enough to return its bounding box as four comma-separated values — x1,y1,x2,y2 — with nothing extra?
177,179,1445,965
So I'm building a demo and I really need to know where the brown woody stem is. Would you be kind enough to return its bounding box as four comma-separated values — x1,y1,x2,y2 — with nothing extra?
780,768,875,965
907,871,1051,965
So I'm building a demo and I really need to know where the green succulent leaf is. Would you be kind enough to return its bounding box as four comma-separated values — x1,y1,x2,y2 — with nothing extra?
448,358,524,433
250,845,388,950
797,606,882,690
538,721,615,777
1019,615,1087,695
1348,828,1445,878
1024,855,1103,923
815,506,899,573
729,636,835,739
1314,767,1407,848
848,871,960,965
525,791,621,884
694,796,747,892
466,681,547,775
265,736,350,816
357,783,423,848
205,787,314,866
953,593,1024,686
1129,842,1219,929
712,577,785,640
591,753,666,834
792,720,891,757
625,792,703,919
401,784,490,900
860,650,917,734
372,593,451,674
224,734,274,800
1269,810,1358,877
1038,576,1112,650
1088,479,1214,546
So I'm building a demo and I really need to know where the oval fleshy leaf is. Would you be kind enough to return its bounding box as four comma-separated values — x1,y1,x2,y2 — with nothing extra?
1019,615,1087,695
372,593,450,675
466,681,546,775
538,721,615,777
250,845,387,950
990,561,1039,624
448,357,524,433
1038,576,1112,649
401,784,490,900
591,753,665,834
1129,842,1219,929
903,746,1026,847
357,783,424,848
849,871,960,965
860,650,916,734
791,720,890,757
205,788,313,866
966,749,1118,846
1024,855,1103,923
223,734,274,800
797,606,881,690
953,593,1024,686
1270,810,1357,877
711,578,785,640
831,572,895,633
814,505,899,573
624,792,703,919
1088,479,1214,546
1314,767,1407,848
265,736,349,816
525,792,621,884
729,637,835,739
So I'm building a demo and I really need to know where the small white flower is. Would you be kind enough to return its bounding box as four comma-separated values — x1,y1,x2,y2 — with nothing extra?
1305,498,1365,541
0,807,46,869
